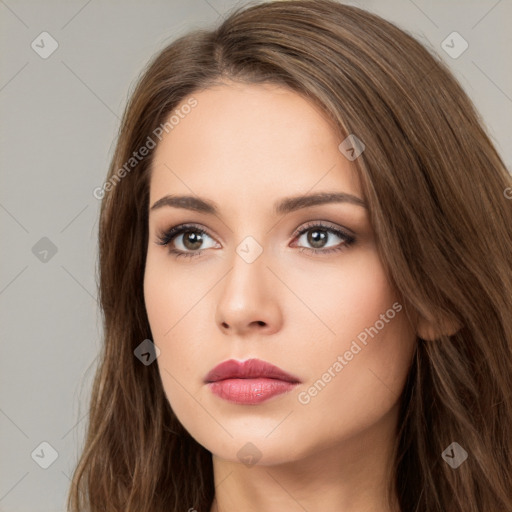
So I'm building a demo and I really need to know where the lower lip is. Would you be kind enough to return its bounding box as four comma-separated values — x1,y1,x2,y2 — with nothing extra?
207,378,298,404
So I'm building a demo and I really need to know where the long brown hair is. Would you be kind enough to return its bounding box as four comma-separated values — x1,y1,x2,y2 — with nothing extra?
67,1,512,511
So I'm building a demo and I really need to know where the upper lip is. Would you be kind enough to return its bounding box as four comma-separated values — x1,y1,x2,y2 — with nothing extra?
204,358,301,384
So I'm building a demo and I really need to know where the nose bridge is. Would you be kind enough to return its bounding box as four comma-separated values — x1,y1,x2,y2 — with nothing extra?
215,232,281,334
222,211,271,287
223,236,269,305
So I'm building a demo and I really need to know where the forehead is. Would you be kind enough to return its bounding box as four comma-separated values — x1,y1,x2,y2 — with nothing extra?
149,82,362,213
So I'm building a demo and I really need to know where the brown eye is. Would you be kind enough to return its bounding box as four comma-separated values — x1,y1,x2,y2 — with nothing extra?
180,230,205,251
156,223,218,259
304,228,329,249
293,222,355,255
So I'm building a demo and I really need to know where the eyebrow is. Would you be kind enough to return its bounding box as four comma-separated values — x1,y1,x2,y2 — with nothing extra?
149,191,367,216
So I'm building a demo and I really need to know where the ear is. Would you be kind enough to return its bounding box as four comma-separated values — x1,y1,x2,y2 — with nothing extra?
416,311,462,340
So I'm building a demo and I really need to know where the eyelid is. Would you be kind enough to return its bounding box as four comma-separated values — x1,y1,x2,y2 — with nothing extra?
291,220,354,239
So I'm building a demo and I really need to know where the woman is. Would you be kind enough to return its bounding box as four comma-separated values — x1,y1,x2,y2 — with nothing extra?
68,1,512,511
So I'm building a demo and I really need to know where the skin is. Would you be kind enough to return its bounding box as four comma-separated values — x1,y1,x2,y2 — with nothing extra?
143,81,419,512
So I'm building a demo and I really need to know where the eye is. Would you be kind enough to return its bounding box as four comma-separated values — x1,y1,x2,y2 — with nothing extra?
155,223,218,259
155,221,356,259
291,221,355,255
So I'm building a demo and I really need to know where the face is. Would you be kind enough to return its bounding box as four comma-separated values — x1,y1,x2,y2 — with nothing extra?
143,81,417,466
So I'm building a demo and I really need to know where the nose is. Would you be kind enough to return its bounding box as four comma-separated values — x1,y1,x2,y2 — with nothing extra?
215,248,283,337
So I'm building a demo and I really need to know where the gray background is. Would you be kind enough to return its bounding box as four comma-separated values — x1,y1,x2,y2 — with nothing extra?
0,0,510,511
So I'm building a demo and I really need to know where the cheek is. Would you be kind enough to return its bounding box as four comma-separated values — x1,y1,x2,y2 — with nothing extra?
302,249,400,344
143,254,211,413
294,252,415,431
302,315,415,445
143,252,205,338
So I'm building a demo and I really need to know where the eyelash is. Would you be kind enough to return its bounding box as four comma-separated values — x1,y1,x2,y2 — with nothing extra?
155,221,356,259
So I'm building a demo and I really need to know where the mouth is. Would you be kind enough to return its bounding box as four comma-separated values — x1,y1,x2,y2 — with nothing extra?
204,358,301,405
205,358,301,383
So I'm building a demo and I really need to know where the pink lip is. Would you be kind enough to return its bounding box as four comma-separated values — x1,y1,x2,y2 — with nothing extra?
205,358,301,405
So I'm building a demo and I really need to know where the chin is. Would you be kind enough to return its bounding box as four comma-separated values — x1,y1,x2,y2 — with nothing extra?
186,419,316,467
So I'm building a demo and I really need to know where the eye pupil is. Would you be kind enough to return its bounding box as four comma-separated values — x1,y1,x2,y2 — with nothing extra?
308,229,327,248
